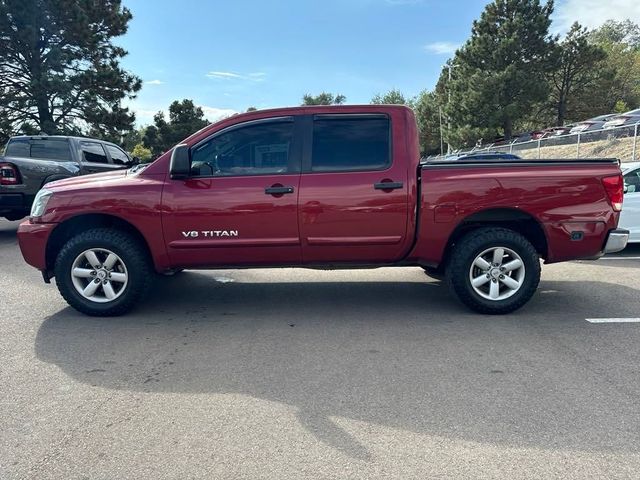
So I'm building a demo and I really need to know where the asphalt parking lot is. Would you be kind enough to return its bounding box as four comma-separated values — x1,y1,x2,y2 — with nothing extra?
1,218,640,479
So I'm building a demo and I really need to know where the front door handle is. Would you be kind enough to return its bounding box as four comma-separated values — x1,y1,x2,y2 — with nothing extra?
374,181,403,190
265,186,294,195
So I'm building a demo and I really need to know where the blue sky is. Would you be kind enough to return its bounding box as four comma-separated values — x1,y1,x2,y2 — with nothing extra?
118,0,640,125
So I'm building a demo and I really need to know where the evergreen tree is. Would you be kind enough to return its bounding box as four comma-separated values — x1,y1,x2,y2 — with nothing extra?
444,0,556,144
142,100,209,157
371,89,409,105
549,23,607,125
302,92,346,105
0,0,141,137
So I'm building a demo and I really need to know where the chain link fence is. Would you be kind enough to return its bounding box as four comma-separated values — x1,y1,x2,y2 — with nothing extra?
431,123,640,163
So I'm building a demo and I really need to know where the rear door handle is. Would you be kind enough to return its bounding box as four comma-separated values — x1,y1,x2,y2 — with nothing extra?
374,181,403,190
265,186,294,195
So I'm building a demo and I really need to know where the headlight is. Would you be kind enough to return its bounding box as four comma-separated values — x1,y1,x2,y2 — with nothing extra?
31,189,53,217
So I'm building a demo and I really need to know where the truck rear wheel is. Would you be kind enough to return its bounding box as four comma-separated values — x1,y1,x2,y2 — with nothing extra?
446,228,540,314
54,228,153,316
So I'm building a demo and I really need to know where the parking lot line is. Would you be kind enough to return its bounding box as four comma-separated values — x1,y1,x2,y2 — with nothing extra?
586,318,640,323
601,256,640,260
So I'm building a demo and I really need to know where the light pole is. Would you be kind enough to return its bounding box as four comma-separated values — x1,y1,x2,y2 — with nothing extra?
439,105,444,155
443,63,458,154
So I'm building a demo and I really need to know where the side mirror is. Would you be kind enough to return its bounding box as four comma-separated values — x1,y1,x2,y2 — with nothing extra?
131,156,141,165
170,144,190,179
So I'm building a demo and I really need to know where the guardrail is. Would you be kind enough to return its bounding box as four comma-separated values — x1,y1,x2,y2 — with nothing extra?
430,122,640,162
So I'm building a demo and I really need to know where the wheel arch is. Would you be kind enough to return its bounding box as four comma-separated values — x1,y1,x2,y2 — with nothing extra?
45,213,155,273
442,208,548,269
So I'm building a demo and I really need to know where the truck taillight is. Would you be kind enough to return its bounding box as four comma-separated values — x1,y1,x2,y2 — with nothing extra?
0,163,21,185
601,175,623,212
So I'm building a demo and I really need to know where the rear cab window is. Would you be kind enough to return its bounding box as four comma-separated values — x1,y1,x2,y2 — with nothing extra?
5,138,71,161
311,115,391,172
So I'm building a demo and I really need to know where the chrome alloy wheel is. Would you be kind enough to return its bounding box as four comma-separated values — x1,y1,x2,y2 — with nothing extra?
70,248,128,303
468,246,525,301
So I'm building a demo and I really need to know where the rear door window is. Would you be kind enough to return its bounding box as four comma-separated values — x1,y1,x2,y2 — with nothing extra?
311,116,390,172
80,142,110,164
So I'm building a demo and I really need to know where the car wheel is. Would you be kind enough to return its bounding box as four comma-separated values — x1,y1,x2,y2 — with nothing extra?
54,228,153,316
446,228,540,314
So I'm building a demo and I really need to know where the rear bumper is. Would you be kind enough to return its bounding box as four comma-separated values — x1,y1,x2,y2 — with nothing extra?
603,229,629,254
17,220,56,271
0,193,28,214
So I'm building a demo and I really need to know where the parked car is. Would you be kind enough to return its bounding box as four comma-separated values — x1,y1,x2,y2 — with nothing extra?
619,162,640,243
540,126,573,138
17,105,628,317
0,135,136,221
569,114,617,134
602,109,640,130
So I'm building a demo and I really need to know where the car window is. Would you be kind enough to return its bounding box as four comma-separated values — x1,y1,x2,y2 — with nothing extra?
81,142,109,164
4,138,30,157
105,144,130,165
311,116,390,172
30,139,72,160
190,121,293,177
624,169,640,193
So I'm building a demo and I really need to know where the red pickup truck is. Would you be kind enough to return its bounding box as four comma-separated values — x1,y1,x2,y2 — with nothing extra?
17,105,628,316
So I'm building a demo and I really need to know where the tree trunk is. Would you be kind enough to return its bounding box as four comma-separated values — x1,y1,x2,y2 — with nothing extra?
35,93,55,134
556,96,566,127
503,117,513,140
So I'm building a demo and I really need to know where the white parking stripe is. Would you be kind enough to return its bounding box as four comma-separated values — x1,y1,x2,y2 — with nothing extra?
601,256,640,260
586,318,640,323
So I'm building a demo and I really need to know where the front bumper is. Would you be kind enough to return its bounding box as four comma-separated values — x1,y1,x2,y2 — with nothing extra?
17,220,56,271
603,229,629,254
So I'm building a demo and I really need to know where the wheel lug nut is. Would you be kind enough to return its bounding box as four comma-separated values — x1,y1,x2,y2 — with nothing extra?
492,278,497,283
499,274,504,279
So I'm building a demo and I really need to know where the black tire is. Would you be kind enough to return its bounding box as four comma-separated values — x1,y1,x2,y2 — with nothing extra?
54,228,153,316
4,213,26,221
422,266,445,281
446,228,540,315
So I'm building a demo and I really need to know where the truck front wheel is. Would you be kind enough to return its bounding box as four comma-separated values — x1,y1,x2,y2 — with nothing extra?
54,228,153,316
447,228,540,314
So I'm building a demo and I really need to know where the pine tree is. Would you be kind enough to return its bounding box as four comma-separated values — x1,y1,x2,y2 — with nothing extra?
302,93,346,105
142,100,209,157
0,0,141,137
548,23,607,125
444,0,556,144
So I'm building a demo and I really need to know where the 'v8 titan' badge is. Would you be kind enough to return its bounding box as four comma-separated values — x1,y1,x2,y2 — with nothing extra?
181,230,239,238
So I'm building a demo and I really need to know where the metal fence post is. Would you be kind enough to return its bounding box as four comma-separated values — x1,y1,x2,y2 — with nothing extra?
537,138,541,159
576,133,581,158
633,123,638,161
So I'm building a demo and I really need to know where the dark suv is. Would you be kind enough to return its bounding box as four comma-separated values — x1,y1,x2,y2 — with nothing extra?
0,135,136,221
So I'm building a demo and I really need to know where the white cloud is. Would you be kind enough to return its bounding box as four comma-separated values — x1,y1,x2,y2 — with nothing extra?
144,79,164,85
424,41,460,55
198,106,238,122
553,0,640,33
128,103,237,127
206,71,267,82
